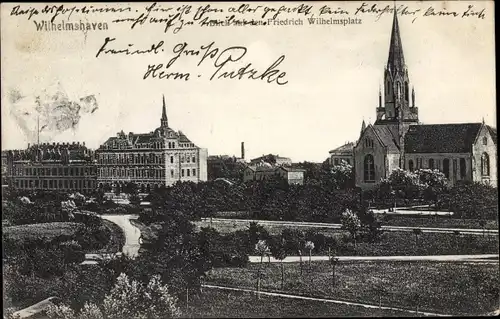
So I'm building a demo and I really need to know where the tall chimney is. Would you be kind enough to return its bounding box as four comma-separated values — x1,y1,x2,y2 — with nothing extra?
241,142,245,159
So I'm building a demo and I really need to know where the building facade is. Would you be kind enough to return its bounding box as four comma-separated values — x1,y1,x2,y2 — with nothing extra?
243,164,304,185
95,96,208,193
5,142,97,193
329,142,355,166
334,9,497,189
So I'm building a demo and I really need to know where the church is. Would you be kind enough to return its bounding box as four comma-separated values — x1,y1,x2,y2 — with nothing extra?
339,9,497,189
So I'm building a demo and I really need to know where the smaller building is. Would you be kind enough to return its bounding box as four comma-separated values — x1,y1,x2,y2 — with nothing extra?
249,154,292,166
329,142,355,166
243,163,305,185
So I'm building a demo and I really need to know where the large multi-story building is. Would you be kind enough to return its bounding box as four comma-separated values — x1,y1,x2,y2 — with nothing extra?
5,142,97,193
95,96,208,193
330,8,497,189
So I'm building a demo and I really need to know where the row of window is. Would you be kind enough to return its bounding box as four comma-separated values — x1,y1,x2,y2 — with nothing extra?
363,153,491,183
97,153,197,165
13,166,96,177
103,141,196,150
98,168,197,178
15,179,96,190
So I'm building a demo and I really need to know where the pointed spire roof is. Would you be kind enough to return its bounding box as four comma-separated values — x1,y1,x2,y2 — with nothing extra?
160,94,169,128
361,119,366,136
161,94,167,120
387,5,405,73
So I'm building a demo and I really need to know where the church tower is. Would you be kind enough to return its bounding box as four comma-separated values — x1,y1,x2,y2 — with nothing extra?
161,94,168,128
375,6,419,165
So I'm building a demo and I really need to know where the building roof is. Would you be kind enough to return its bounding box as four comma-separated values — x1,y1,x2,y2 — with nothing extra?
178,131,192,143
329,142,355,154
372,125,400,152
487,125,497,144
278,166,306,173
387,8,405,74
404,123,483,153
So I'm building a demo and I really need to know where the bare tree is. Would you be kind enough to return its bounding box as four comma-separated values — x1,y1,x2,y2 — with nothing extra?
305,241,315,272
255,240,270,299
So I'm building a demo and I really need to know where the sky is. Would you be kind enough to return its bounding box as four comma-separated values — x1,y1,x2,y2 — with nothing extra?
1,1,496,162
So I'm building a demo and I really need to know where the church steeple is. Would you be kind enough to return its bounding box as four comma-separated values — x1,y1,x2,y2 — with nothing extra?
161,95,168,127
376,5,418,125
387,5,405,75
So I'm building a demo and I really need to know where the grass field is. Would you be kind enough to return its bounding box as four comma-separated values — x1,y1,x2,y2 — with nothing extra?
205,261,500,316
3,222,83,242
184,287,414,318
195,220,498,256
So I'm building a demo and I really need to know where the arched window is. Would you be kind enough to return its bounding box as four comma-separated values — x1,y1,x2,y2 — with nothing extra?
428,158,435,170
460,158,466,179
482,137,488,145
443,159,450,179
404,82,409,102
481,153,490,176
408,160,414,172
364,154,375,182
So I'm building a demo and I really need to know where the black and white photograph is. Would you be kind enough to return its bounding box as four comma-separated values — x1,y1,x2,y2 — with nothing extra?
1,1,498,318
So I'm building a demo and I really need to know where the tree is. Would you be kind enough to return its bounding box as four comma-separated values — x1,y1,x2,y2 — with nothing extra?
358,208,384,243
269,237,288,290
281,228,305,276
46,273,181,319
304,241,315,271
328,248,339,289
340,209,361,249
331,161,355,189
453,230,461,252
255,240,269,299
416,169,448,208
413,228,422,249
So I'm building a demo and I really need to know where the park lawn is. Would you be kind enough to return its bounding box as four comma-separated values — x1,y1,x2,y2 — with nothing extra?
3,222,83,243
380,215,498,230
183,287,414,318
205,261,499,316
198,215,498,231
195,220,498,256
346,231,498,256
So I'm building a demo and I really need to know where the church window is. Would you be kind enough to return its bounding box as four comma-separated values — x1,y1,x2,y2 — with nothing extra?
482,137,487,145
187,169,190,177
443,159,450,179
170,156,174,164
428,159,435,170
460,158,466,179
404,82,409,102
181,169,185,177
192,156,196,163
192,169,196,176
408,160,414,172
363,154,375,182
171,169,174,177
481,153,490,176
453,159,458,180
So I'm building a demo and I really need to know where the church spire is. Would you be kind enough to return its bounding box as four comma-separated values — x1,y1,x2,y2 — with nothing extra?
361,119,366,136
387,4,405,74
161,95,168,127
